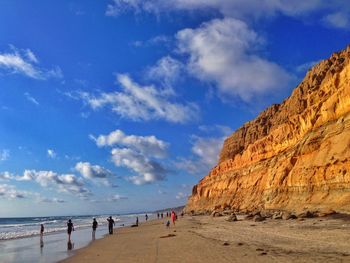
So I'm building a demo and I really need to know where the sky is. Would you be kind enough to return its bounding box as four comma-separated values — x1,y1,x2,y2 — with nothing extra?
0,0,350,217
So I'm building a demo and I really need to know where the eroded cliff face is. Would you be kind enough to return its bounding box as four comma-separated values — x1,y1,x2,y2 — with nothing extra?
185,45,350,214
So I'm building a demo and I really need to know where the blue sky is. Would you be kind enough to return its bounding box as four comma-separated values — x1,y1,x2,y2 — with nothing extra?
0,0,349,217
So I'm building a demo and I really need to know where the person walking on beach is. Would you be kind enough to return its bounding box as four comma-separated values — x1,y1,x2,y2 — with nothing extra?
136,217,139,226
171,211,176,226
40,224,44,237
40,224,44,248
92,218,98,239
67,219,74,241
145,214,148,221
161,213,163,219
107,216,115,234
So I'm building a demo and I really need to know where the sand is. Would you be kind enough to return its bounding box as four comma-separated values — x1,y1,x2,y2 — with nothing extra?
61,214,350,262
0,227,108,263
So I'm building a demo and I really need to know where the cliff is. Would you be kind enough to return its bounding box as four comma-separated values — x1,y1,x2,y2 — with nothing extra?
185,45,350,214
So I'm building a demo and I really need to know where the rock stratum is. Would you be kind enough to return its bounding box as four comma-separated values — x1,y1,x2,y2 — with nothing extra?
185,45,350,214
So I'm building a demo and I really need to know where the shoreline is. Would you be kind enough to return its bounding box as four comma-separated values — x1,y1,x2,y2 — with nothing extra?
0,226,108,263
0,213,152,263
0,224,105,242
0,215,145,263
61,214,350,262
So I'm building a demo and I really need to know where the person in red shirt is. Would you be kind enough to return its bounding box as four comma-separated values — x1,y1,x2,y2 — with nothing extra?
171,211,176,226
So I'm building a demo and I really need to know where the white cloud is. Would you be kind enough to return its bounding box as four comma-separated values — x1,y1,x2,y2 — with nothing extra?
105,0,327,19
323,12,350,29
0,184,27,199
111,148,167,185
106,0,142,16
92,129,169,185
75,162,114,179
296,60,321,73
176,158,201,175
17,170,91,198
15,170,33,181
148,35,171,45
25,49,39,63
47,149,57,159
75,162,116,186
176,126,231,175
79,74,199,123
175,191,187,200
176,18,292,102
0,149,10,161
191,136,224,168
131,35,171,48
146,56,183,87
105,1,350,104
0,171,14,181
37,196,66,203
0,46,63,80
92,129,168,158
24,92,39,106
176,136,224,175
0,49,41,79
21,170,83,187
46,66,64,79
107,194,128,201
0,183,61,201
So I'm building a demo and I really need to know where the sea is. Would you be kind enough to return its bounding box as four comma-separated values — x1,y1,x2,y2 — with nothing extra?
0,213,153,263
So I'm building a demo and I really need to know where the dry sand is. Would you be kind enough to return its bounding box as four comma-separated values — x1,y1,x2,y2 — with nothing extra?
61,214,350,262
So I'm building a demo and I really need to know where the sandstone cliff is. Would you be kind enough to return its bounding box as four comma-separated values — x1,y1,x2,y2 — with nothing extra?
185,45,350,214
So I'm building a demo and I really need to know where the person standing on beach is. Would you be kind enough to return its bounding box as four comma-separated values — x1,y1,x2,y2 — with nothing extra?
145,214,148,221
136,217,139,226
92,218,98,239
107,216,115,234
67,219,74,241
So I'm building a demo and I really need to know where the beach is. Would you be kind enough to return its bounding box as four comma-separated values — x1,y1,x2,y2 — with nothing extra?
61,214,350,262
0,214,151,263
0,227,107,263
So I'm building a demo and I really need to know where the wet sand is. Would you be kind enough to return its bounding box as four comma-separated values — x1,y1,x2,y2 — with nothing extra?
0,227,107,263
61,214,350,262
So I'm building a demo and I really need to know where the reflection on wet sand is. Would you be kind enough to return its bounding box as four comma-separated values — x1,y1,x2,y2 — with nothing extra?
67,240,74,251
40,236,44,247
